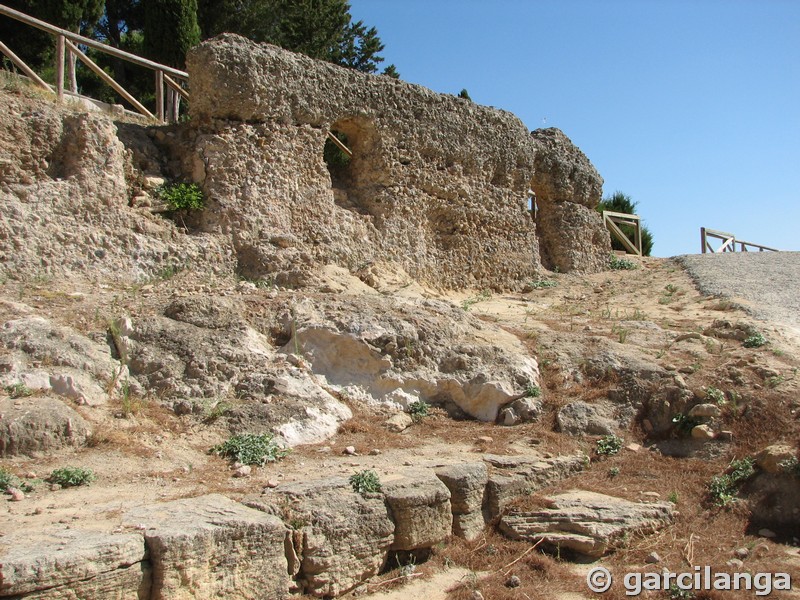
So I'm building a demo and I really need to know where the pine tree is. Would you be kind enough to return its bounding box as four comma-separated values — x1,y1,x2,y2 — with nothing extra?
144,0,201,68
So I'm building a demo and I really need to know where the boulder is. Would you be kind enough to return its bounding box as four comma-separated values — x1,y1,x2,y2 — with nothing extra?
0,528,148,598
124,494,291,600
0,396,90,457
276,295,540,422
499,490,674,558
383,472,452,551
435,463,488,540
243,477,394,598
556,401,617,436
688,403,722,418
755,444,796,474
115,314,351,446
483,453,585,520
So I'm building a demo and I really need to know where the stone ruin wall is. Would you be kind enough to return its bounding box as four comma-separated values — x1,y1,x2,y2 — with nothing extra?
184,34,610,290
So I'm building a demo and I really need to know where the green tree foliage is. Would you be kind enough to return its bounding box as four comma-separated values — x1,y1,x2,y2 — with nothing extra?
144,0,201,68
195,0,390,74
597,191,654,256
382,64,400,79
458,88,472,101
0,0,103,72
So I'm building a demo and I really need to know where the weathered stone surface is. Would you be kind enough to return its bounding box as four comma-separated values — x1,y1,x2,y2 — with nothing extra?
383,472,452,551
275,295,540,422
0,396,90,457
0,315,120,405
0,528,148,598
385,412,413,432
244,477,394,598
688,403,722,418
755,444,796,474
0,91,228,282
536,201,611,274
435,462,488,540
115,311,351,446
483,453,585,520
499,490,674,558
124,494,290,600
747,472,800,535
530,128,603,209
556,401,617,436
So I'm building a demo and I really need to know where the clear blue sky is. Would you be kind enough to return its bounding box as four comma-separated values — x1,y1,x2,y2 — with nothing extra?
349,0,799,257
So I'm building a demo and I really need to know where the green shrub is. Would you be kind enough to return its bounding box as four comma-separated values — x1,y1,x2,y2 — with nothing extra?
350,469,382,495
408,400,430,422
5,383,33,399
49,467,95,487
743,332,766,348
707,457,755,507
529,279,557,290
211,433,289,465
609,255,637,271
705,387,726,405
779,456,800,477
671,413,701,437
157,183,204,211
596,434,623,456
525,384,542,398
0,467,18,490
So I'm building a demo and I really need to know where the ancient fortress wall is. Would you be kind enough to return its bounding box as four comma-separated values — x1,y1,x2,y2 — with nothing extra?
186,34,610,289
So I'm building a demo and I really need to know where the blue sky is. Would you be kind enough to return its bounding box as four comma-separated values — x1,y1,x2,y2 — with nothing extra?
349,0,799,257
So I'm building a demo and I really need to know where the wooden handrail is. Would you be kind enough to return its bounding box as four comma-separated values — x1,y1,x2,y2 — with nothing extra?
0,4,188,80
700,227,779,253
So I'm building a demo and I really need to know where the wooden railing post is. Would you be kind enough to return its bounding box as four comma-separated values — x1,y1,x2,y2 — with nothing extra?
155,69,164,122
55,34,65,101
701,227,707,254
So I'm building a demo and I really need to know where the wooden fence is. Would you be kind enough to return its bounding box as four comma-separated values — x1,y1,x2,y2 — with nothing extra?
603,210,642,256
0,3,189,122
700,227,779,254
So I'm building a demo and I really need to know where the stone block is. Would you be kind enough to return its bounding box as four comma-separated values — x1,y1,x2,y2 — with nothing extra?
383,472,452,551
124,494,290,600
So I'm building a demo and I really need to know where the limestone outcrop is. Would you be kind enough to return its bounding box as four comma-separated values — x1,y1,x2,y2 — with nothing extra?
499,490,675,557
0,529,149,599
244,477,395,598
124,494,291,600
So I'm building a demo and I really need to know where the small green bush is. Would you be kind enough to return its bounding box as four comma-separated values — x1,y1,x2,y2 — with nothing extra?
49,467,95,487
5,383,33,399
671,413,701,437
408,400,430,422
705,387,726,405
350,469,382,495
529,279,557,290
707,457,755,507
157,183,204,211
524,384,542,398
596,434,623,456
779,456,800,477
609,254,637,271
0,467,18,490
211,433,289,466
743,332,767,348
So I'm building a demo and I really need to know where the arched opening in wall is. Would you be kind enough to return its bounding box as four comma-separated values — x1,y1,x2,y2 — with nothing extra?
323,117,383,217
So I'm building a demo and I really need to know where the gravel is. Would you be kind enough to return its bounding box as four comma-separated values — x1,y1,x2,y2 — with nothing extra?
675,252,800,336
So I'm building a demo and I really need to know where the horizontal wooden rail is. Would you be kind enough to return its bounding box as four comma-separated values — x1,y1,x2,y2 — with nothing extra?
700,227,779,253
0,4,187,80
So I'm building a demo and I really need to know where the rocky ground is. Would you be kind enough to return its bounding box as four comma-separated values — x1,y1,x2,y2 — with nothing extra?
2,253,800,599
2,76,800,600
